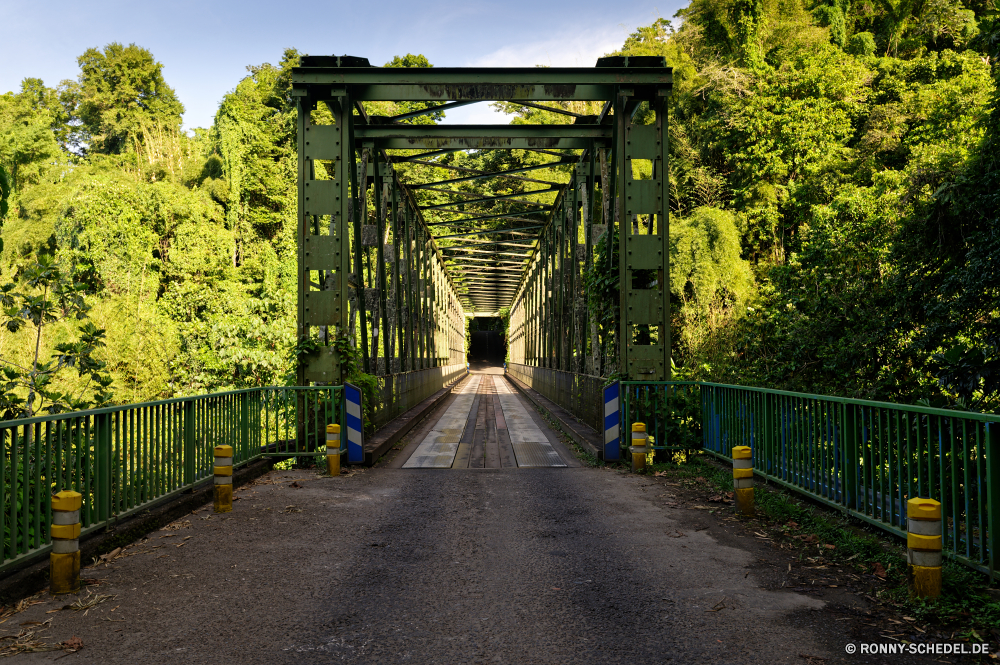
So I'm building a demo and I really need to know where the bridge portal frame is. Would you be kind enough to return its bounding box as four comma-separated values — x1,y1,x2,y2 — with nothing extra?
293,56,673,394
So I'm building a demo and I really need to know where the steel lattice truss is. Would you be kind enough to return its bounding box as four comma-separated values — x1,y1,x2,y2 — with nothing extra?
293,56,673,388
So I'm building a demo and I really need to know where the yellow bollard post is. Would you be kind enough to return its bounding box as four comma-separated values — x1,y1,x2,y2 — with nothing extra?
214,445,233,514
326,424,341,476
50,491,82,594
907,498,942,598
732,446,754,516
630,423,648,473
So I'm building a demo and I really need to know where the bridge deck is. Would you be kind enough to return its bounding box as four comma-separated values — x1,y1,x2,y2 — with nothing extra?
401,372,572,469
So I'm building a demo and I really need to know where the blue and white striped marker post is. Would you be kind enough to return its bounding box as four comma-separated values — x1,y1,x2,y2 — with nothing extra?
603,382,620,462
345,383,364,464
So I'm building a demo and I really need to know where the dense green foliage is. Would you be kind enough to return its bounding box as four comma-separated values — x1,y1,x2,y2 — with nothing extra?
0,44,303,413
1,0,997,417
609,2,999,412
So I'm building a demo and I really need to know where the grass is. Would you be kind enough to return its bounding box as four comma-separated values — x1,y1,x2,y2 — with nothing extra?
645,452,1000,639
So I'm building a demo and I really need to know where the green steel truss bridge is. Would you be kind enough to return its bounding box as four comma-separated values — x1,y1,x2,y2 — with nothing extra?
292,55,673,412
1,58,996,584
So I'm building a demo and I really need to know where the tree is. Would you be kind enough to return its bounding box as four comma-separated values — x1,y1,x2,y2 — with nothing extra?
383,54,445,124
0,254,113,419
74,43,184,155
0,165,9,225
873,0,920,55
0,80,63,194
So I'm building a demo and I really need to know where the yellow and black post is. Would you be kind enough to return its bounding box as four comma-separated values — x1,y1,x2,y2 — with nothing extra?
214,445,233,513
50,490,82,594
907,497,942,598
327,424,341,476
732,446,754,516
630,423,647,473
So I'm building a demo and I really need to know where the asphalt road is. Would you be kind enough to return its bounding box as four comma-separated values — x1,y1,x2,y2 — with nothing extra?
10,374,882,664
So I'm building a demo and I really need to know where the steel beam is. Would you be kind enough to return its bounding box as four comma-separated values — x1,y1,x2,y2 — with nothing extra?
426,212,546,226
445,258,527,265
387,100,478,122
377,137,602,150
433,226,542,240
413,161,569,189
357,125,610,141
440,248,532,257
294,65,672,100
399,159,562,187
419,187,559,211
393,149,465,161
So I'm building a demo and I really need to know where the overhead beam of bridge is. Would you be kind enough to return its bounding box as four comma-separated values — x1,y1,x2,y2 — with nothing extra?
292,64,672,100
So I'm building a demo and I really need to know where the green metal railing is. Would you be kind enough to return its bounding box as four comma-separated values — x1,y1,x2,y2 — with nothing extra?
0,386,342,573
621,382,704,452
622,381,1000,580
507,363,605,435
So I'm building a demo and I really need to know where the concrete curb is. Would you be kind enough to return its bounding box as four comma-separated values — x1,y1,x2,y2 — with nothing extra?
504,372,603,460
0,457,274,605
363,372,469,466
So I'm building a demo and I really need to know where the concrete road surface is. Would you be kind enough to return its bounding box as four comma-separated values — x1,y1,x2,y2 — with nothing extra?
9,372,883,664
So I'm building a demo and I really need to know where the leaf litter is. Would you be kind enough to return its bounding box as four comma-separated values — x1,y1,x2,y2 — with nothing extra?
0,618,83,657
0,592,45,625
47,591,116,617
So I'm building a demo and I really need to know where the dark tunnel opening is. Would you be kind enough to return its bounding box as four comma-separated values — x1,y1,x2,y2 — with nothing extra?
468,317,507,364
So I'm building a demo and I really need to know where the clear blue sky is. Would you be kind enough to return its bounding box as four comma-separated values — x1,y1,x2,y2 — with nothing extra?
5,0,679,130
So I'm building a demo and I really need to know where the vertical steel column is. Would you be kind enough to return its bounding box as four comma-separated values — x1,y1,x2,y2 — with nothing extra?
616,90,670,381
582,153,594,372
392,184,403,373
430,260,438,366
614,88,629,375
569,182,578,372
544,228,552,368
557,196,566,371
416,224,425,369
375,157,391,370
404,204,415,371
337,96,351,378
295,96,308,387
534,261,540,366
421,228,430,368
659,96,672,381
536,255,542,366
352,143,369,373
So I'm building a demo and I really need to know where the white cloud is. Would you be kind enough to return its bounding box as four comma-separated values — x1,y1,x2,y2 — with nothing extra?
464,24,632,68
441,102,510,125
438,23,637,124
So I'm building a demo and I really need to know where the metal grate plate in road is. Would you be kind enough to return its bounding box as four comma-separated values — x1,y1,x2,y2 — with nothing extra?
512,442,567,467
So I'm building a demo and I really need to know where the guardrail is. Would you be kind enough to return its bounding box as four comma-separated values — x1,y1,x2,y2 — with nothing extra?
372,364,468,431
0,386,342,574
622,381,999,580
507,363,604,433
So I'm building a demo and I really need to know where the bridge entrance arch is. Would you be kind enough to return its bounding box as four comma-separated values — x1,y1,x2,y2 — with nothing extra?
292,57,673,434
